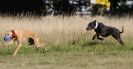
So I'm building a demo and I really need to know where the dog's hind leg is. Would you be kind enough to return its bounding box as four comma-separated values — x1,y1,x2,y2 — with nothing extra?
112,34,124,45
34,37,47,51
118,38,124,45
34,38,41,48
42,45,47,52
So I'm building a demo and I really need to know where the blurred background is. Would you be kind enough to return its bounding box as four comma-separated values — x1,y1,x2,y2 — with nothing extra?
0,0,132,16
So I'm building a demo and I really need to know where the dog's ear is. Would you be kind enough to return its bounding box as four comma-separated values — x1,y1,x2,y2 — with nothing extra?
94,20,97,23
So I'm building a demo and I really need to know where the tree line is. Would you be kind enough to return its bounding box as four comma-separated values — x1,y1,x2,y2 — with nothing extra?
0,0,132,16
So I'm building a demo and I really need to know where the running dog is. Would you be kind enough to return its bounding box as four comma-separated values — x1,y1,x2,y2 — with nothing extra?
86,20,124,45
3,30,47,56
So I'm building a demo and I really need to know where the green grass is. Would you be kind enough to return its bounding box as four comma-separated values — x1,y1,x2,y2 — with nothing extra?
0,37,133,69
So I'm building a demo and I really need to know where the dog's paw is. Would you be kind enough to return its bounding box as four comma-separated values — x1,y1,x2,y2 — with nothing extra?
92,37,96,40
92,38,95,40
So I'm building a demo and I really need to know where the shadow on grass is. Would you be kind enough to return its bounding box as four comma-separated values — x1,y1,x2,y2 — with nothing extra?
82,40,116,48
82,40,99,48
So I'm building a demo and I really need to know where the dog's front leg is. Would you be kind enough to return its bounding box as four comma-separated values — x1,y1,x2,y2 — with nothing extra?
13,42,22,56
97,35,103,40
92,34,97,40
43,45,47,51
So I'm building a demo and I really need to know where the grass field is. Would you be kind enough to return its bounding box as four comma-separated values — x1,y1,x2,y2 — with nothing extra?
0,16,133,69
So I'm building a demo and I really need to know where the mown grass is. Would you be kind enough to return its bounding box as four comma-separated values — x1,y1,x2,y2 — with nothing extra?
0,39,133,69
0,16,133,69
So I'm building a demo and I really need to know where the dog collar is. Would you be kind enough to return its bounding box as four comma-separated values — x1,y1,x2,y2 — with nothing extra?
11,30,17,38
94,22,98,29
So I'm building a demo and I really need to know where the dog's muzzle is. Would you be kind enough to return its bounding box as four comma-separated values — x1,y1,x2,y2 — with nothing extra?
86,27,92,31
86,28,89,31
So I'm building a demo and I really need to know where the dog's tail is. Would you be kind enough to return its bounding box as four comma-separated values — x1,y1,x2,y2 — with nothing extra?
120,26,124,34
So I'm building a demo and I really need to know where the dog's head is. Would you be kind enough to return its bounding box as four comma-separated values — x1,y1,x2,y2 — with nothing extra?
86,20,98,31
3,30,16,42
